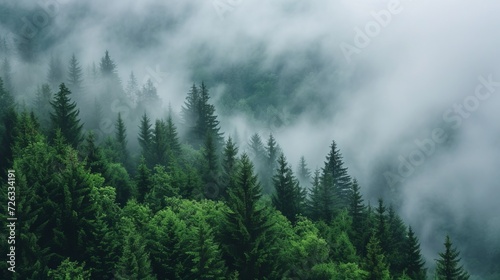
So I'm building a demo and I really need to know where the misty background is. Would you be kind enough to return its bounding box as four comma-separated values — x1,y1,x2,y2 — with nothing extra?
1,0,500,277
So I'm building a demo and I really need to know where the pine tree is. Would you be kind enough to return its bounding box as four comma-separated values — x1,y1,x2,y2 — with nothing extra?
99,50,117,77
348,179,367,254
115,113,130,168
221,136,238,200
272,153,304,224
125,71,140,103
47,55,64,89
297,156,311,188
375,199,389,254
248,133,265,164
197,82,223,145
138,113,153,167
435,235,469,280
263,133,279,193
404,226,426,280
49,83,83,148
135,156,152,203
181,83,200,144
48,258,92,280
186,217,227,280
365,235,391,280
387,205,409,275
307,167,339,223
152,119,168,167
67,53,83,92
323,140,352,208
165,112,181,160
82,131,107,175
222,153,273,280
115,218,155,280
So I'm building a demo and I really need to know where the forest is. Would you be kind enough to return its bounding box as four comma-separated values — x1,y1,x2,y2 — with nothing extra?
0,49,475,279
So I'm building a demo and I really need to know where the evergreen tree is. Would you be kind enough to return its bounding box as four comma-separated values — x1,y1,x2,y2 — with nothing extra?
297,155,311,188
387,205,409,275
152,119,168,167
48,55,64,89
115,112,130,169
222,153,273,279
138,113,153,167
82,131,107,175
115,218,155,280
0,77,14,111
99,50,117,77
67,53,83,92
272,153,304,224
323,140,352,207
181,84,200,144
49,83,83,148
263,133,279,193
375,199,390,254
248,133,265,164
435,235,469,280
0,107,16,178
186,217,227,280
135,156,152,203
221,136,239,200
197,82,223,146
365,235,391,280
48,258,91,280
349,179,366,253
404,226,426,280
138,78,160,107
165,113,181,160
307,167,339,223
202,131,220,198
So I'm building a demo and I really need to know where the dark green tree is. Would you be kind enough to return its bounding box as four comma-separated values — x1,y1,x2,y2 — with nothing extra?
197,82,223,146
323,140,352,207
307,167,339,223
272,153,304,224
48,258,91,280
375,199,390,254
202,131,220,198
263,133,279,193
348,179,366,253
49,83,83,148
221,137,238,200
115,113,130,169
222,153,273,279
82,131,107,175
435,235,469,280
152,119,168,167
136,156,152,203
138,113,154,167
404,226,426,280
181,84,200,144
165,113,182,160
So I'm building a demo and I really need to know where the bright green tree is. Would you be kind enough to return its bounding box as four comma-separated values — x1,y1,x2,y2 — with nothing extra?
365,235,391,280
47,258,91,280
272,153,304,224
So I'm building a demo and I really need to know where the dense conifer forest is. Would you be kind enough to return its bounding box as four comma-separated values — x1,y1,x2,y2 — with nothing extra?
1,1,500,279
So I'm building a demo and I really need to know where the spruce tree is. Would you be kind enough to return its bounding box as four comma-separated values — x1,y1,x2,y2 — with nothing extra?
135,156,152,203
67,53,83,92
365,235,391,280
82,131,107,175
221,136,238,200
263,133,279,193
404,226,426,280
49,83,83,148
181,83,200,144
152,119,168,167
272,153,304,224
138,113,153,167
349,179,366,253
165,113,181,159
222,153,273,280
375,199,390,254
197,82,223,145
99,50,117,77
323,140,352,207
435,235,469,280
115,113,130,168
202,131,220,199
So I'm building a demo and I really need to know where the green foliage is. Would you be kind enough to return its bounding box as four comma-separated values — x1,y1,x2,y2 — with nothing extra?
47,258,91,280
221,136,238,200
365,235,391,280
104,163,136,206
435,235,470,280
49,83,83,148
404,226,426,280
323,140,352,208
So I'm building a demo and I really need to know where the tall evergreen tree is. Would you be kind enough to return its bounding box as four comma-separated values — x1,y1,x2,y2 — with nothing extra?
404,226,426,280
435,235,469,280
49,83,83,148
365,235,391,280
82,131,107,175
323,140,352,207
99,50,117,77
67,54,83,92
115,113,130,168
307,167,339,223
138,113,153,167
152,119,168,167
135,156,152,203
375,199,390,254
222,153,273,279
349,179,366,253
197,82,223,145
272,153,304,224
221,137,238,200
202,131,220,198
181,83,200,143
263,133,279,193
165,113,182,161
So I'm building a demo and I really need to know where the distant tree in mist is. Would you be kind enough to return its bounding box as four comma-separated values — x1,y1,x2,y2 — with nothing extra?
1,58,13,94
99,50,117,78
67,54,83,92
47,56,64,90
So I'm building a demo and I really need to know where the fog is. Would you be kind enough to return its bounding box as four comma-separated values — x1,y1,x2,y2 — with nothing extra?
2,0,500,275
